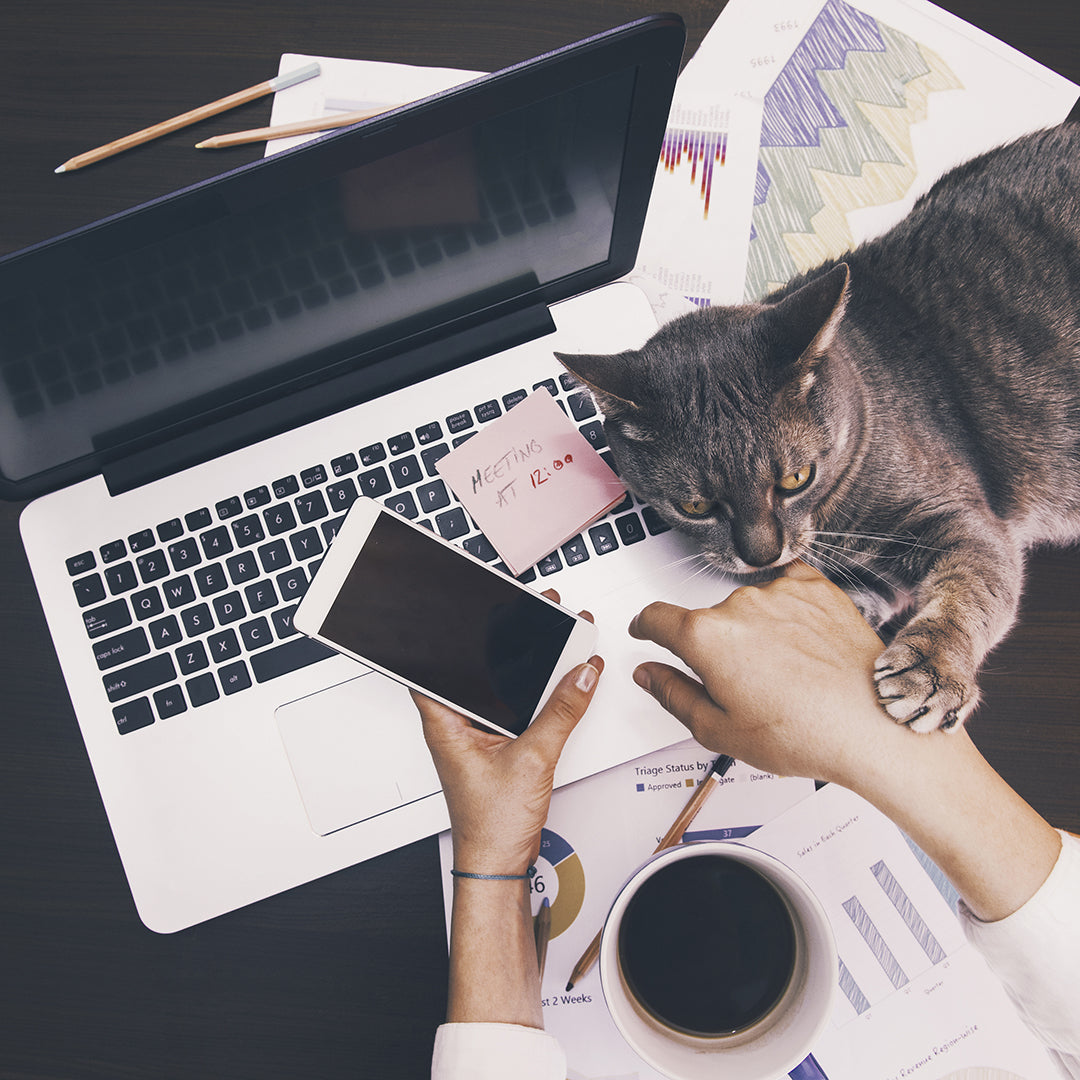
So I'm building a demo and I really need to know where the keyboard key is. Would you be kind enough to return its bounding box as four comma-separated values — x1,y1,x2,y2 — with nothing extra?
384,492,418,519
568,392,597,421
588,523,619,555
289,528,323,561
66,551,96,576
162,576,196,609
326,478,359,513
642,506,671,535
561,535,590,566
128,528,155,552
389,455,422,489
156,518,184,542
83,599,132,639
212,592,246,625
103,652,176,702
578,419,607,449
276,567,308,602
416,479,450,514
475,399,501,423
559,372,580,392
301,464,327,488
294,490,328,523
243,485,271,509
207,628,241,663
199,525,233,559
249,536,287,574
153,685,187,720
446,410,473,435
272,475,300,499
113,697,155,735
388,432,414,455
321,517,345,546
358,466,391,498
240,617,273,651
415,421,442,445
358,442,387,466
181,603,214,637
331,452,358,476
503,389,528,410
105,563,138,595
226,551,260,584
435,507,469,539
194,563,228,597
615,512,647,546
168,537,201,572
263,502,297,535
219,660,252,696
185,508,213,531
244,579,278,613
463,535,498,561
532,378,557,397
131,587,164,620
136,550,170,583
231,514,265,547
176,639,210,675
73,574,107,608
148,615,182,650
94,626,150,670
251,636,335,683
215,496,243,520
271,606,299,639
186,672,220,708
99,539,127,563
537,552,563,576
421,443,450,477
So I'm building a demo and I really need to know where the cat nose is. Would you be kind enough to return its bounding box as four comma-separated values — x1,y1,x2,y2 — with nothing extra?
732,515,784,568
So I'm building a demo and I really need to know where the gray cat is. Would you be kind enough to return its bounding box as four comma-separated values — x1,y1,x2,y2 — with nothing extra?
558,123,1080,732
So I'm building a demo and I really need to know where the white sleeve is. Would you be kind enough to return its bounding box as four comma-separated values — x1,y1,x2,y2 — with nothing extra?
959,830,1080,1077
431,1022,566,1080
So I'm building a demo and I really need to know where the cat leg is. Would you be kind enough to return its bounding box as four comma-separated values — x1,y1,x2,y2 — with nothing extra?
872,531,1023,732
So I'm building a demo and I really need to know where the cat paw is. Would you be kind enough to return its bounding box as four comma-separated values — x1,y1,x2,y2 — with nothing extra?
872,641,979,733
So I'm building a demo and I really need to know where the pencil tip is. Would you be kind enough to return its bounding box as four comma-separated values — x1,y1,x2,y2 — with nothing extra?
54,164,66,174
564,980,574,992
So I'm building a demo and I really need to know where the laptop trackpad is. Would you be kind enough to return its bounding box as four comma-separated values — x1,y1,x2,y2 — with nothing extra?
275,671,442,836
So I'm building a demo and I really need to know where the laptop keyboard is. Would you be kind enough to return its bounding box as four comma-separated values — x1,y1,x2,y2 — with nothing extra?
65,374,670,735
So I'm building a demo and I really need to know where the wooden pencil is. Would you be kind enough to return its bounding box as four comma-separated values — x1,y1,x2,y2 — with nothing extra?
195,106,395,150
534,896,552,980
564,754,735,991
54,62,320,173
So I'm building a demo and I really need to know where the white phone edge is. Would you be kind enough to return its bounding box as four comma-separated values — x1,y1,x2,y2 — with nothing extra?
293,496,598,738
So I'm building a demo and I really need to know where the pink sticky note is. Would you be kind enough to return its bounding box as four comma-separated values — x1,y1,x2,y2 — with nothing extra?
436,389,626,576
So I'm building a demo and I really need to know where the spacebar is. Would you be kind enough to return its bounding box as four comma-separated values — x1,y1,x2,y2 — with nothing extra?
251,636,336,683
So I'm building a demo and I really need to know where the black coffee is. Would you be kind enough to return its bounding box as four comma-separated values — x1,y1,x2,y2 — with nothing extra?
617,854,797,1037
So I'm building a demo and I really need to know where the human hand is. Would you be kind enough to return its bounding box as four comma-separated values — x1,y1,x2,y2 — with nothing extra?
628,561,894,786
413,594,602,876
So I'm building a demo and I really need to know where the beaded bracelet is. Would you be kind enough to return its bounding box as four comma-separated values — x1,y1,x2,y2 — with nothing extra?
450,866,537,881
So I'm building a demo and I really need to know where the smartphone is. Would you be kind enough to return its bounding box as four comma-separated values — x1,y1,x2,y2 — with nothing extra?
294,497,598,738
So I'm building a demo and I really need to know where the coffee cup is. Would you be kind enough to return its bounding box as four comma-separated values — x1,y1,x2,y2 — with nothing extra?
599,840,836,1080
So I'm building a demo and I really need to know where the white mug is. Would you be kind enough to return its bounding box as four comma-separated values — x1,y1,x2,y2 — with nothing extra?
599,841,837,1080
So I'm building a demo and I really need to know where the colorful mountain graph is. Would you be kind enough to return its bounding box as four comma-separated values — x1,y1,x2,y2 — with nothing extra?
746,0,962,299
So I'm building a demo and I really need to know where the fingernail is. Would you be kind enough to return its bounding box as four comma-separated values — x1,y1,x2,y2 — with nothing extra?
575,663,600,693
632,666,651,692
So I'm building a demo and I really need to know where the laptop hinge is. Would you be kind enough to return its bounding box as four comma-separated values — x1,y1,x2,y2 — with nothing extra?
101,302,557,497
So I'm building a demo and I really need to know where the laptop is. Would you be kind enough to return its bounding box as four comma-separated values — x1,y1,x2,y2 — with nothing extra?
5,14,734,932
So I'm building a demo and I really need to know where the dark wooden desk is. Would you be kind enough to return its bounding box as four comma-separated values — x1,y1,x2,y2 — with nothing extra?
1,2,1076,1077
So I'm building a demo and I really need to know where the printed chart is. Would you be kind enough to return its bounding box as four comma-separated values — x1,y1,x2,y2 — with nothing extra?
746,0,961,298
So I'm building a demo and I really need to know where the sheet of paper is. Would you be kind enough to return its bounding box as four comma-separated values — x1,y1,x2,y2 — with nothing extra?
435,390,626,576
747,784,1061,1078
439,740,815,1080
678,0,1078,300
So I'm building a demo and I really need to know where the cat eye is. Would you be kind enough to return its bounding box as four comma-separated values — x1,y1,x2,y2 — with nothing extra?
777,465,815,494
678,498,716,517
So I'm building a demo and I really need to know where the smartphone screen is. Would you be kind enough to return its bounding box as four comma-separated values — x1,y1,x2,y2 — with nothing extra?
316,510,578,736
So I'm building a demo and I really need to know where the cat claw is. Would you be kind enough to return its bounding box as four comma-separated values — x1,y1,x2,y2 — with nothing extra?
872,644,976,733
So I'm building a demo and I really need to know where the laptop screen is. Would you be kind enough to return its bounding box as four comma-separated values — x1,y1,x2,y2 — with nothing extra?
0,15,684,498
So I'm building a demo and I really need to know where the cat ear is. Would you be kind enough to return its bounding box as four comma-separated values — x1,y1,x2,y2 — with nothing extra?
554,351,641,412
770,263,850,397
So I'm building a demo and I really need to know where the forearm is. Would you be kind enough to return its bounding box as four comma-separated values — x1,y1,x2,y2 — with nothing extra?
446,877,543,1028
844,724,1061,923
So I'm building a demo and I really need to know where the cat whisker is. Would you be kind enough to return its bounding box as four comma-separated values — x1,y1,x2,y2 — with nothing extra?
810,529,949,554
